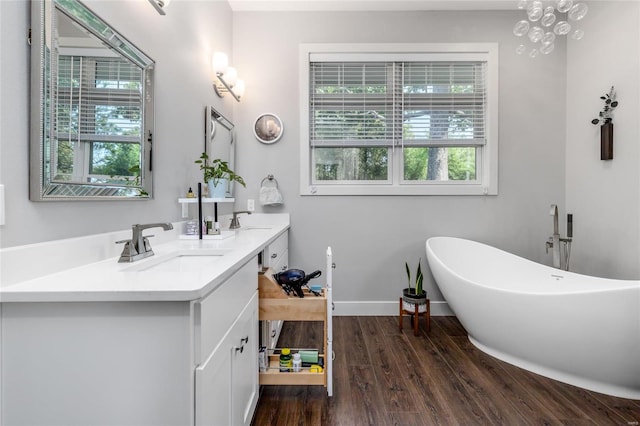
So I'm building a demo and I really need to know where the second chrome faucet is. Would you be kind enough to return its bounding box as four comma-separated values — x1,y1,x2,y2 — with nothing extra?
546,205,572,271
230,211,251,229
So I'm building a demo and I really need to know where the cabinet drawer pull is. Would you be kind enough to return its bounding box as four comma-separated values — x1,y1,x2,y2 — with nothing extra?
281,265,287,271
271,253,278,259
235,336,249,354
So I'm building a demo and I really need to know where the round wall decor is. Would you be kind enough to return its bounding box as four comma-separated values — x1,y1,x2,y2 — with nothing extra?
253,113,283,144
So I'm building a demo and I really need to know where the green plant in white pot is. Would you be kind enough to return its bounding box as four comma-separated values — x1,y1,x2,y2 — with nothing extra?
195,152,246,198
402,258,427,306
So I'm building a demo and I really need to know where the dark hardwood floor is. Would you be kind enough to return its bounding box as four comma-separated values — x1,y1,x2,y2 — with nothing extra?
252,316,640,425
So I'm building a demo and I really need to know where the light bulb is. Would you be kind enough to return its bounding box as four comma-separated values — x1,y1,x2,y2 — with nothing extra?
541,12,556,27
568,3,588,21
527,1,543,21
556,0,573,13
540,43,555,55
234,79,245,98
554,20,571,35
225,66,238,88
212,52,228,75
571,29,585,40
528,26,544,43
542,32,556,45
513,20,530,37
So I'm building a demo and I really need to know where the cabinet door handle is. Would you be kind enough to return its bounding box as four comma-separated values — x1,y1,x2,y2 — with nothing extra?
235,336,249,354
271,330,276,338
281,265,287,271
234,336,249,353
271,253,278,259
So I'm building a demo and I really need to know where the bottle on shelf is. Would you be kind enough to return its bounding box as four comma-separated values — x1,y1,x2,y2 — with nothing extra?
185,220,198,235
279,348,292,372
292,353,302,372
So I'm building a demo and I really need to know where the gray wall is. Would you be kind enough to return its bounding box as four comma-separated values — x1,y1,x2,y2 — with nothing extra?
566,2,640,280
2,1,637,307
231,10,567,304
0,0,236,247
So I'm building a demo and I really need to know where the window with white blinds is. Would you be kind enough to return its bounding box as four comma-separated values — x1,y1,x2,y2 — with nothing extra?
301,44,498,196
401,61,486,147
310,62,397,148
55,55,143,182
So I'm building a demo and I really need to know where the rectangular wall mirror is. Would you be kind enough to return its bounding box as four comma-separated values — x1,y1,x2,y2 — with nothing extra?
205,106,236,197
30,0,155,200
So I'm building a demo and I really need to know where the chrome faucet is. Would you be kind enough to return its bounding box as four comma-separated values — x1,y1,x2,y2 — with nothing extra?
229,211,251,229
547,205,561,269
117,222,173,262
546,205,572,270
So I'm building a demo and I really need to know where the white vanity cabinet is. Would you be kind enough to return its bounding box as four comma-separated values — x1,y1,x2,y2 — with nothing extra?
1,257,260,426
195,261,259,426
195,293,258,426
264,230,289,273
0,214,291,426
261,230,288,350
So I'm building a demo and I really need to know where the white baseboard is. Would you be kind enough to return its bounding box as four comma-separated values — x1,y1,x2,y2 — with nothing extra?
333,300,454,316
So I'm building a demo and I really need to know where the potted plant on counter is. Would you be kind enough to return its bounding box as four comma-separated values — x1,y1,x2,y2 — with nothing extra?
195,152,246,198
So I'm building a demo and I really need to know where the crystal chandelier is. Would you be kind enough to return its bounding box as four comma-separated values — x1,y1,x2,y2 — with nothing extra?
513,1,588,57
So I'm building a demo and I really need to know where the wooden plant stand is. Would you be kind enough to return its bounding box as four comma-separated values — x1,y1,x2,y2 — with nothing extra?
399,297,431,336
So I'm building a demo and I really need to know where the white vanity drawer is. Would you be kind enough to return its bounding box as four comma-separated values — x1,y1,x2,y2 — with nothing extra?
264,230,288,268
272,249,288,273
195,257,258,364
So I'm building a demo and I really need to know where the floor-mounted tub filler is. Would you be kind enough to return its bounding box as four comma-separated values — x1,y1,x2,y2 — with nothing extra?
426,236,640,400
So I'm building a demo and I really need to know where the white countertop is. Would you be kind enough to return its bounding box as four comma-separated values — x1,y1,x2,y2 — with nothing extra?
0,217,289,303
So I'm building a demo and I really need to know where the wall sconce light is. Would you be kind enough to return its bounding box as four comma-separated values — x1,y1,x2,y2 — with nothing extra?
148,0,170,15
212,52,245,102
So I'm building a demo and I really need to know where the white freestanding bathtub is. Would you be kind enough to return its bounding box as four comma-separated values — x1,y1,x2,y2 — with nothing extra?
426,236,640,399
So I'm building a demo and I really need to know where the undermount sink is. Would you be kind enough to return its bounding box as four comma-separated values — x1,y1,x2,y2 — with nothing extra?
242,226,273,230
123,249,232,272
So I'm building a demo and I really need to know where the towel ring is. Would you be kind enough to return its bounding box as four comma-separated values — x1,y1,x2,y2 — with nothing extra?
261,174,279,188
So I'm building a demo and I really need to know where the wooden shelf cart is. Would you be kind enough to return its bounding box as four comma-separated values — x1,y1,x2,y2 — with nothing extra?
258,247,333,396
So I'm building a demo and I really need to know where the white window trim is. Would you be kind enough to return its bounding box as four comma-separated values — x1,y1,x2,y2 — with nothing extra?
299,43,499,196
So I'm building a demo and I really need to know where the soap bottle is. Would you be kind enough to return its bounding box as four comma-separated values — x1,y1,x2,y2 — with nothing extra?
292,353,302,372
186,187,195,198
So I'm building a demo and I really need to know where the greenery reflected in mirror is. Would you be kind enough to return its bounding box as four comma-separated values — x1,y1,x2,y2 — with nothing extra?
30,0,154,200
205,106,236,197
